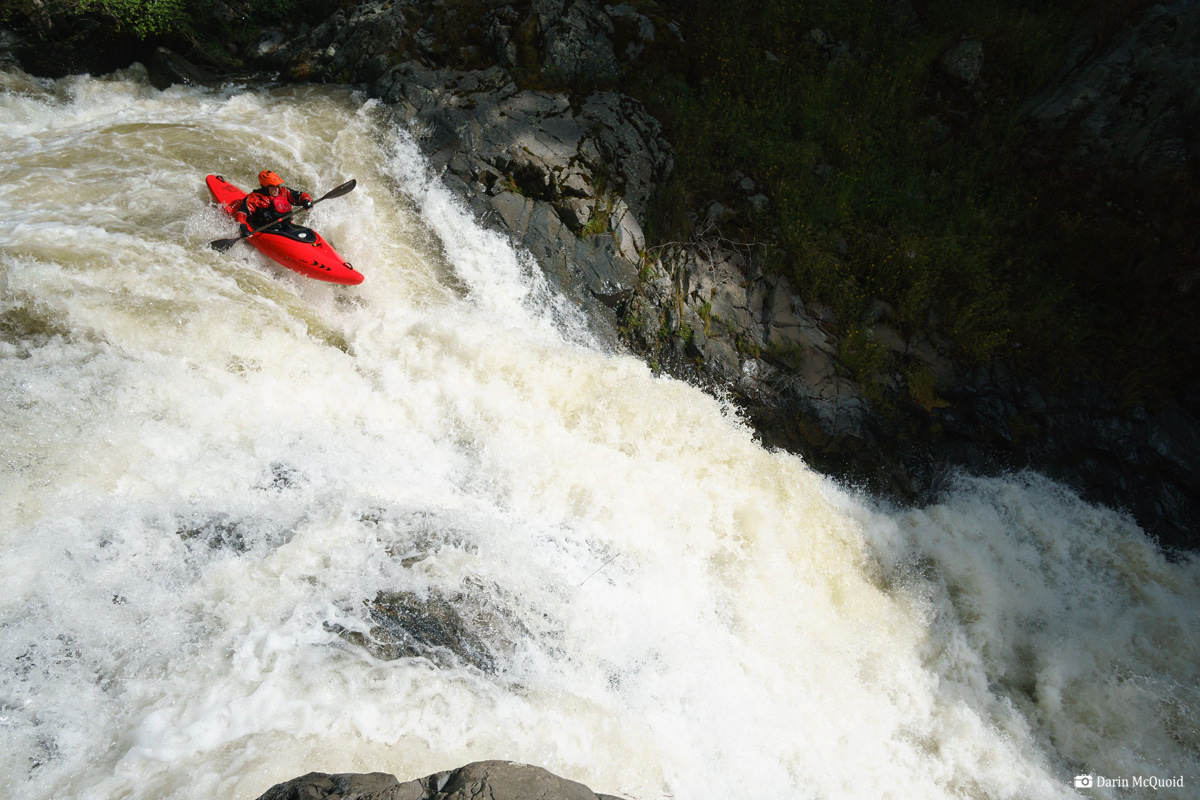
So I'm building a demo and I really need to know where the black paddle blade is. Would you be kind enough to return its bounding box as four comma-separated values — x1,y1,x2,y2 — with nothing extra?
319,179,356,201
209,236,242,252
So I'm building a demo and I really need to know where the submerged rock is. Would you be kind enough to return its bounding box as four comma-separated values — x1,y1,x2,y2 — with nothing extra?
326,582,530,676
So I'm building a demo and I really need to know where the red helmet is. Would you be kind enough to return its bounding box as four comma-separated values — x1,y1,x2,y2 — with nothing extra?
258,170,284,187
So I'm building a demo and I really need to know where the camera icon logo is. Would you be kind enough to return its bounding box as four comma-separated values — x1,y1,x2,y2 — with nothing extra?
1074,775,1094,788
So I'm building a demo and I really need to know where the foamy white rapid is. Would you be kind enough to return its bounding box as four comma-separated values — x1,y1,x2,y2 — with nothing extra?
1,63,1196,800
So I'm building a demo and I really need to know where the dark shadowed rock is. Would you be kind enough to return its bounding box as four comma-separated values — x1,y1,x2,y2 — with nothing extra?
255,761,611,800
940,39,983,84
425,761,602,800
1026,0,1200,193
146,47,215,89
257,771,409,800
537,0,621,83
373,60,670,342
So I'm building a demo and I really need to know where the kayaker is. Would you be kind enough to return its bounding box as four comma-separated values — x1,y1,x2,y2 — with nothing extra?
234,170,314,236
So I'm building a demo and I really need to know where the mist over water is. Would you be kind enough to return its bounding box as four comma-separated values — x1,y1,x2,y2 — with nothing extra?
1,64,1197,800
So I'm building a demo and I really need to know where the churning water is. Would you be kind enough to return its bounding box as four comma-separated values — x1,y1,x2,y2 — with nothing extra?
1,63,1196,800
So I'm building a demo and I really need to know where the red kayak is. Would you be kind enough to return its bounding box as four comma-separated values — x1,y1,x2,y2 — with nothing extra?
206,174,363,286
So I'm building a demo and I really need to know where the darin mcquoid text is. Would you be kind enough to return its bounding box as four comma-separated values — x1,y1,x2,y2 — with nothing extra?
1074,775,1186,790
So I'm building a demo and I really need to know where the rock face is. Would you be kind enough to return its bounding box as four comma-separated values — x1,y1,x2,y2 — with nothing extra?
375,62,671,341
251,0,663,89
1024,0,1200,329
255,761,619,800
940,38,984,84
1027,0,1200,199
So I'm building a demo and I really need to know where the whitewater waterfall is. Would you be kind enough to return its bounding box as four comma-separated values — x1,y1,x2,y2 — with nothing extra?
1,64,1196,800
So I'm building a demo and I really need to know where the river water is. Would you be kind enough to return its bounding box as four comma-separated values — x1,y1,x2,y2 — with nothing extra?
1,64,1197,800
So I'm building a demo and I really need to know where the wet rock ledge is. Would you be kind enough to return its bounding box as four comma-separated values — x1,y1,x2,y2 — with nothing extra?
256,761,617,800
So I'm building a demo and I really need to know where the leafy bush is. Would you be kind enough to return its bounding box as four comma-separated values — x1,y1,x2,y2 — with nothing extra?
4,0,301,41
10,0,188,37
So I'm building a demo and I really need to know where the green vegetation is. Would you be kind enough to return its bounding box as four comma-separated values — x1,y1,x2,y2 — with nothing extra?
73,0,187,37
0,0,186,37
904,362,949,412
4,0,301,44
633,0,1189,396
580,197,613,238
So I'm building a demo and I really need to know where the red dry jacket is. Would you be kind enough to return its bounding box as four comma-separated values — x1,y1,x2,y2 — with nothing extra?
235,187,313,228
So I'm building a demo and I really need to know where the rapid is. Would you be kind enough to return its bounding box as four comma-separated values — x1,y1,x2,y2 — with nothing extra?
1,63,1197,800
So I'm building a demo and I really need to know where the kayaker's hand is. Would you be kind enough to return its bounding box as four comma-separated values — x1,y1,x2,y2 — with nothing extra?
300,199,313,209
240,223,252,237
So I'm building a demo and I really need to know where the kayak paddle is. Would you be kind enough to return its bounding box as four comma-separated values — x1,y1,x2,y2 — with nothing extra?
209,179,357,252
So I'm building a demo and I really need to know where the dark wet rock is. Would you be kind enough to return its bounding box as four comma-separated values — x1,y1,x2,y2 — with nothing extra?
375,63,671,218
1026,0,1200,195
147,46,215,89
257,771,406,800
940,39,983,84
256,761,615,800
373,61,670,341
327,581,530,675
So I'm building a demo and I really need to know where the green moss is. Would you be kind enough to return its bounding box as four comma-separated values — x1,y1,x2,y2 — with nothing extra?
697,301,713,334
580,197,613,238
764,339,805,371
904,363,949,412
